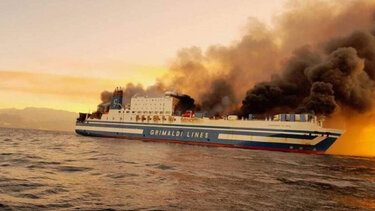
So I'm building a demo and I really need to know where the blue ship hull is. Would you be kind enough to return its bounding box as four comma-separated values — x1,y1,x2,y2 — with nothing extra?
75,121,340,154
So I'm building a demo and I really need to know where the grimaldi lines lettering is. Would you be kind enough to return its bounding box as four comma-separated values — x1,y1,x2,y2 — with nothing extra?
149,129,209,139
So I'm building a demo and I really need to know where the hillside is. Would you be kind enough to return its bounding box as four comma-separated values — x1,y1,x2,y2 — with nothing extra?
0,107,78,132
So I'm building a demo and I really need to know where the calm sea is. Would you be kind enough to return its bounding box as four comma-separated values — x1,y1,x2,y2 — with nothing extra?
0,127,374,210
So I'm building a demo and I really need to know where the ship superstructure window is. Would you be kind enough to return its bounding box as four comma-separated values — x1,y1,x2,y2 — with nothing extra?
130,95,177,116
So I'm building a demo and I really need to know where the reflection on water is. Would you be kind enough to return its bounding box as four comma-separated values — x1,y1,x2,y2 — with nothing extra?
0,127,374,210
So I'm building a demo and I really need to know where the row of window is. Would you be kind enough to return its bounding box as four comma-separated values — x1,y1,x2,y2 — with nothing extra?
132,103,166,105
117,110,172,114
107,115,174,121
132,98,171,102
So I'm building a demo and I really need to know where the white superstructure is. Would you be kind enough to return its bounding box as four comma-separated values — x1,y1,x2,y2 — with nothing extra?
90,93,342,135
130,96,177,115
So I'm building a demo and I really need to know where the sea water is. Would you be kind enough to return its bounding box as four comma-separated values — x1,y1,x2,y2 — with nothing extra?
0,127,374,210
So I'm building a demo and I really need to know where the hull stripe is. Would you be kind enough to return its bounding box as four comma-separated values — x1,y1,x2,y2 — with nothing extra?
75,126,143,134
75,125,325,145
81,133,325,154
218,133,325,145
85,120,342,136
80,122,320,136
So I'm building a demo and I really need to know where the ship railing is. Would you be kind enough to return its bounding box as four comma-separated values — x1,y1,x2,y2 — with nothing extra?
247,113,323,124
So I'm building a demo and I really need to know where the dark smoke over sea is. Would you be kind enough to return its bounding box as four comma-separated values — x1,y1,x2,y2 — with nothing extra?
242,42,375,116
99,0,375,117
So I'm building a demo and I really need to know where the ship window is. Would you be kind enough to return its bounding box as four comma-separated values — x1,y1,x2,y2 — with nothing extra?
118,111,121,113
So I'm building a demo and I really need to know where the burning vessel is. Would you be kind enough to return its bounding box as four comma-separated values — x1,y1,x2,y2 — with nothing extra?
75,88,344,154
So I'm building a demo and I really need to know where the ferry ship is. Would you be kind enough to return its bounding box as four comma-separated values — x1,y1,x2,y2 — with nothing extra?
75,88,344,154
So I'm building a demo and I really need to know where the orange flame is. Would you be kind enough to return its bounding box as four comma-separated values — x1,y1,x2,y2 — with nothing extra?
327,107,375,157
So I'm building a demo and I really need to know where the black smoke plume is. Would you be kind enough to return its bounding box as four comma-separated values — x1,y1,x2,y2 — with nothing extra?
100,91,112,104
298,82,336,115
199,79,237,116
242,33,375,116
172,94,195,113
159,0,375,116
96,0,375,117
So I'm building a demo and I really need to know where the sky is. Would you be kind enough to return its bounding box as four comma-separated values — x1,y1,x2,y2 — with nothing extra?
0,0,287,112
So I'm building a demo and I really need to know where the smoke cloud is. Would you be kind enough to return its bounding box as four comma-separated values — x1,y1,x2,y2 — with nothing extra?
172,94,195,113
242,33,375,116
98,83,165,108
162,0,375,116
100,91,112,104
199,79,237,116
92,0,375,156
121,82,165,105
298,82,336,115
98,0,375,118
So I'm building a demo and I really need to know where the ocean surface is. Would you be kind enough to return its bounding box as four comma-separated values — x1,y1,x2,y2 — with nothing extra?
0,127,374,211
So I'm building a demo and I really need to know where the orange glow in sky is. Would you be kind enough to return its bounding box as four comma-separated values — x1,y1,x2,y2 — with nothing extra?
327,108,375,157
0,0,286,112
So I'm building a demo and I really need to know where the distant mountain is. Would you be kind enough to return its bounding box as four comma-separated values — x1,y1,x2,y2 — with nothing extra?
0,107,77,132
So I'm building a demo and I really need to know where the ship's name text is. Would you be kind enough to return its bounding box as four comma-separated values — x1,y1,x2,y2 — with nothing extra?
149,129,209,139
